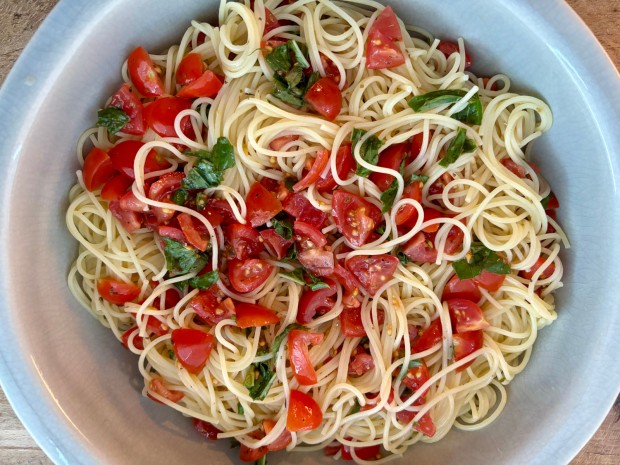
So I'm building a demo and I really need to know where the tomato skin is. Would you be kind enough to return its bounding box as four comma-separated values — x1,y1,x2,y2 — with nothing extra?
453,330,484,371
148,378,184,403
402,232,438,263
442,275,482,302
348,352,375,376
263,419,292,451
101,174,133,202
366,28,405,70
108,140,170,179
341,443,381,461
228,259,274,293
293,149,330,192
263,8,281,34
413,412,436,437
294,221,327,248
269,134,299,152
372,6,402,41
204,199,237,226
127,46,164,97
412,318,442,353
245,181,283,227
288,330,324,385
316,144,355,193
158,225,186,243
260,229,294,259
286,389,323,432
171,328,214,374
520,256,556,280
340,306,367,337
437,41,472,69
283,193,327,229
239,439,268,463
176,53,204,85
97,278,141,304
119,190,149,212
394,182,423,225
144,97,193,138
369,143,408,191
192,418,221,441
109,201,143,233
473,270,506,292
297,279,337,324
305,78,342,121
178,213,210,251
235,302,280,328
444,225,465,255
108,83,146,135
149,172,185,201
332,190,382,247
500,157,527,178
402,360,430,401
83,147,117,191
447,298,489,333
346,255,399,296
298,248,335,277
227,223,264,259
121,326,144,350
177,70,223,99
190,291,235,325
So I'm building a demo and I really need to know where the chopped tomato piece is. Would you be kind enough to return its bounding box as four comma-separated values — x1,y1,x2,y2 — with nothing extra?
235,302,280,328
127,46,164,97
501,157,527,178
269,134,299,152
294,221,327,248
394,181,423,226
412,318,442,353
316,144,355,193
298,248,335,277
149,378,184,403
245,181,283,227
144,97,193,138
297,279,337,324
176,53,204,85
226,223,264,259
288,329,324,385
178,213,210,251
413,412,436,437
149,172,185,201
204,199,237,226
83,147,117,191
473,270,506,292
341,442,381,461
192,418,221,440
171,328,214,374
369,143,408,191
447,299,489,333
428,172,453,196
177,70,223,99
228,258,274,293
108,83,146,135
101,174,133,202
293,149,330,192
402,360,430,401
340,306,368,337
239,431,268,463
402,232,439,262
263,419,292,451
346,254,399,296
109,201,143,232
263,8,281,34
348,352,375,376
121,326,144,350
190,291,235,325
442,275,481,301
119,190,148,212
97,278,141,304
437,41,472,69
283,193,328,229
544,192,560,210
332,190,382,247
366,28,405,70
453,330,484,371
305,78,342,121
444,225,465,255
286,389,323,432
108,140,170,179
320,52,346,88
260,229,294,259
520,256,556,280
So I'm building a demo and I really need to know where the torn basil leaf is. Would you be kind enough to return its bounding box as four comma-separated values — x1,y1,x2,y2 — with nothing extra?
271,323,304,357
439,128,477,167
408,89,483,125
271,217,293,240
352,128,385,177
188,270,219,289
97,107,130,134
244,362,277,400
162,237,209,277
410,173,429,184
265,43,291,74
182,137,235,190
288,40,310,69
452,241,511,279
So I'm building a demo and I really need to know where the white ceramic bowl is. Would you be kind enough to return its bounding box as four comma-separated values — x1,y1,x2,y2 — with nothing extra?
0,1,619,464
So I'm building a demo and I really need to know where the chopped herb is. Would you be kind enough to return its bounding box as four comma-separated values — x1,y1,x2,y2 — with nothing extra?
210,138,236,171
97,107,130,134
168,349,176,360
182,137,235,190
380,160,406,213
439,128,476,168
188,270,220,289
351,128,385,177
396,249,410,265
244,362,277,401
304,71,320,93
195,192,208,210
256,455,268,465
349,400,361,415
408,89,483,125
171,189,188,206
376,224,386,235
281,268,305,285
281,267,329,290
452,241,511,279
272,77,305,107
282,243,298,262
265,40,315,107
162,237,208,277
288,40,310,69
265,43,291,74
272,217,293,240
271,323,304,357
237,403,244,415
285,65,304,88
410,173,429,184
397,359,422,382
307,273,330,291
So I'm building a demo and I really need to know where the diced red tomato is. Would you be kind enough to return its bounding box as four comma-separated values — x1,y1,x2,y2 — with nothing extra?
298,248,335,277
269,134,299,151
109,201,143,232
263,419,292,451
401,361,430,401
101,174,133,201
371,6,402,41
228,259,274,293
119,190,148,212
332,264,363,293
293,149,330,192
544,192,560,210
171,328,214,374
97,278,141,304
178,213,210,251
437,41,472,69
176,53,204,85
316,144,355,193
204,199,237,226
226,223,264,259
283,193,327,229
108,140,170,179
260,229,294,259
158,225,187,243
297,279,337,324
239,432,269,463
121,326,144,350
346,255,399,296
473,270,506,292
108,83,146,135
305,78,342,121
144,97,193,138
501,157,527,178
332,190,382,247
453,330,483,371
149,172,185,201
294,221,327,248
193,419,221,440
348,352,375,376
320,52,346,88
369,143,408,191
261,39,287,56
288,329,324,385
177,70,223,99
394,181,423,225
83,147,117,191
419,207,443,233
366,28,405,69
412,318,442,353
447,299,489,333
286,389,323,432
245,181,283,227
190,291,235,325
413,412,436,437
341,442,381,461
520,256,556,280
442,275,481,301
235,302,280,327
402,232,437,263
340,306,367,337
127,46,165,98
149,378,184,403
263,8,281,34
444,226,465,255
428,172,453,196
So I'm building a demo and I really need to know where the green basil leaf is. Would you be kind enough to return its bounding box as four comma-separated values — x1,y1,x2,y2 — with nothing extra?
288,40,310,69
397,359,422,382
285,65,304,88
182,159,222,189
266,43,291,74
397,249,410,265
97,107,130,134
271,323,304,357
304,71,320,93
272,78,306,107
246,362,277,400
452,241,511,279
195,191,208,211
375,224,386,235
171,189,188,206
408,90,467,112
210,137,236,172
284,177,296,192
440,128,467,168
381,178,399,213
271,217,293,240
188,270,219,289
452,96,483,125
237,403,244,415
349,401,361,415
410,173,429,184
463,138,478,153
282,243,298,262
281,268,305,285
162,237,209,277
309,282,330,291
352,129,385,177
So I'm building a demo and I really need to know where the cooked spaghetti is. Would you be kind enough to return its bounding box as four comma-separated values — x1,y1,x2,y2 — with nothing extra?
66,0,569,463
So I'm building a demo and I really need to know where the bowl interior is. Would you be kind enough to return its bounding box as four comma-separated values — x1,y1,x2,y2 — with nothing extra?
1,0,619,464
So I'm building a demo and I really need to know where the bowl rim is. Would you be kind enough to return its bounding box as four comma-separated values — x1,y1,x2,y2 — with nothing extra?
0,0,619,464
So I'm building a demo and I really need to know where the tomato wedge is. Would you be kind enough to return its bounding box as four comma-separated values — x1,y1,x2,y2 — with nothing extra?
101,174,133,202
263,8,281,35
348,352,375,376
144,96,193,138
340,306,368,337
235,302,280,328
297,279,337,324
109,201,143,233
402,232,438,263
283,193,327,229
500,157,527,178
83,147,117,191
97,278,141,304
193,419,221,441
316,144,355,193
437,41,472,69
413,412,436,437
226,223,264,259
520,256,556,280
127,46,164,97
412,318,442,353
288,329,324,385
263,419,292,451
108,140,170,179
442,275,481,302
177,70,223,99
178,213,210,251
473,270,506,292
402,360,430,401
108,83,146,135
239,431,268,463
190,291,235,325
176,53,204,86
298,248,335,277
332,190,382,247
171,328,214,374
260,229,294,259
366,28,405,69
245,181,283,227
447,299,489,333
394,181,423,226
149,378,184,403
119,190,148,212
293,149,330,192
346,255,399,296
453,330,483,371
372,6,402,41
286,389,323,432
369,143,408,191
228,259,274,293
294,221,327,248
341,443,381,461
304,78,342,121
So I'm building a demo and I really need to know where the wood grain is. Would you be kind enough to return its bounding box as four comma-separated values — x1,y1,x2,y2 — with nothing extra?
0,1,618,464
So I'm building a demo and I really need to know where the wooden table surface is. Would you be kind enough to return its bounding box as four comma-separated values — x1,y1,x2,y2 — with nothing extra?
0,0,618,464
